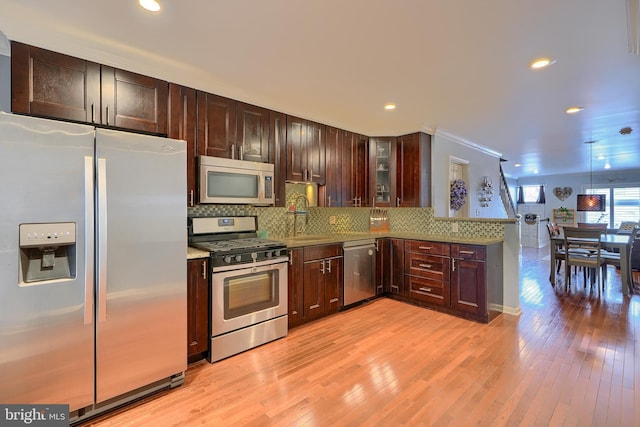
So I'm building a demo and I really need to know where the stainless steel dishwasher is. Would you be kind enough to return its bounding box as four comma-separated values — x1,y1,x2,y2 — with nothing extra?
343,239,377,306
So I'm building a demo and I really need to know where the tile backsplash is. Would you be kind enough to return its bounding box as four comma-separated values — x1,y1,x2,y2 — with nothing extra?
188,181,505,239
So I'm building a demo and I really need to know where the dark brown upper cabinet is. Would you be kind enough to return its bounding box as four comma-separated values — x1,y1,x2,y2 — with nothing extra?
342,131,369,207
396,132,431,207
286,115,325,184
321,126,342,207
369,136,397,207
196,92,269,163
196,92,236,159
269,111,287,207
168,83,197,206
11,42,168,135
236,102,269,163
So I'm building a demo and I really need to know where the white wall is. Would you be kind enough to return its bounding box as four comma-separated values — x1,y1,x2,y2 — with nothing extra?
516,169,640,224
431,130,507,218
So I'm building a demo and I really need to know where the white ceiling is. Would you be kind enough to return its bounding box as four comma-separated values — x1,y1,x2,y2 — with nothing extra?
1,0,639,179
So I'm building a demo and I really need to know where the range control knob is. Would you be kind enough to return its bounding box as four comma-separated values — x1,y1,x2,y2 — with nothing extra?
235,255,242,262
273,250,281,257
251,252,258,260
223,256,232,264
265,251,272,258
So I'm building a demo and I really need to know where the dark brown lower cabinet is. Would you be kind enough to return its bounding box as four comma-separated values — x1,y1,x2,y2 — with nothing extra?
187,258,209,362
451,243,503,323
375,239,388,295
288,244,343,328
287,248,304,328
387,239,503,323
388,239,405,295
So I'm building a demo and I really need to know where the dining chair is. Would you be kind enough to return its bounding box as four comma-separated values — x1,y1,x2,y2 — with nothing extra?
600,226,639,288
617,221,639,234
546,223,566,284
563,227,605,292
631,231,640,293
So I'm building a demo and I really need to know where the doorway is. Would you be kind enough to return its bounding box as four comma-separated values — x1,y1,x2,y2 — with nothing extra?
449,157,469,218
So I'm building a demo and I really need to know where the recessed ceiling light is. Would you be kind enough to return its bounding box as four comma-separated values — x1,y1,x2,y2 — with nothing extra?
139,0,161,12
597,155,605,160
530,57,556,69
533,169,539,174
565,106,584,114
384,103,396,110
604,163,611,169
514,163,521,167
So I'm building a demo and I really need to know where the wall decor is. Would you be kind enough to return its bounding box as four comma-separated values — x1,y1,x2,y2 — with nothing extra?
553,186,572,201
450,179,467,211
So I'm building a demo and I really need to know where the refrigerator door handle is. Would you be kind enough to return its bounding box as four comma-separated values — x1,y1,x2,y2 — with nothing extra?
97,158,108,322
84,156,95,325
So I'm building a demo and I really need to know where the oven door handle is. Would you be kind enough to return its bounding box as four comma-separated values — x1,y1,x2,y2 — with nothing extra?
211,256,289,273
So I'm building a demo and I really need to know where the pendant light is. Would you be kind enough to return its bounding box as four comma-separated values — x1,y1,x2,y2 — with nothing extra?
576,140,606,211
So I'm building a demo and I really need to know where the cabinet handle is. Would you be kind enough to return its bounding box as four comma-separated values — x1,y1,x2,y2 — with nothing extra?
391,285,399,291
419,287,433,293
310,304,320,310
239,145,244,160
201,261,207,279
309,169,313,182
321,259,325,274
328,195,331,207
289,250,293,266
418,263,433,269
330,298,339,303
419,246,432,250
91,103,95,123
375,240,379,252
189,189,194,207
358,197,362,207
460,250,475,255
397,197,401,207
452,258,456,271
372,197,375,208
231,144,236,159
105,105,109,126
327,259,332,273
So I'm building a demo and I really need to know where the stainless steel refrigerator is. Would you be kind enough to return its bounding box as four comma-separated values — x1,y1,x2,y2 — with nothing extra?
0,112,187,421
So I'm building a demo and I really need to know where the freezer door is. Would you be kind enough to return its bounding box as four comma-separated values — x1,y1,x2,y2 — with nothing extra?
0,113,95,411
95,128,186,403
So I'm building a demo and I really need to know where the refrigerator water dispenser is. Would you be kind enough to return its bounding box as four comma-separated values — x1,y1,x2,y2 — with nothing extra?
19,222,76,284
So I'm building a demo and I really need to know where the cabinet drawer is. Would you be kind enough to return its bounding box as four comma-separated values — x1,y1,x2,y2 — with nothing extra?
405,240,450,256
304,244,341,261
451,244,486,260
405,275,449,306
405,252,450,281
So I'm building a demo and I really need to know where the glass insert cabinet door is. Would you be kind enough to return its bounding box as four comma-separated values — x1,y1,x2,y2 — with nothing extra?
374,140,391,204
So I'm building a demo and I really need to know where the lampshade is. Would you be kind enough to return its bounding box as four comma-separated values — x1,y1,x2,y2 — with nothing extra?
576,194,606,211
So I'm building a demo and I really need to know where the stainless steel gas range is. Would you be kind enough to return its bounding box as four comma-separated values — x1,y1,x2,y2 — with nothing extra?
188,216,288,362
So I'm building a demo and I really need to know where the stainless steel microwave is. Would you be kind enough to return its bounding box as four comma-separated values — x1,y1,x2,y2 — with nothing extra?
199,155,275,205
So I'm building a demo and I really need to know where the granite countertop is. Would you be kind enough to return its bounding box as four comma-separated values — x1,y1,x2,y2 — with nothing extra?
187,246,210,260
187,232,504,259
278,232,503,248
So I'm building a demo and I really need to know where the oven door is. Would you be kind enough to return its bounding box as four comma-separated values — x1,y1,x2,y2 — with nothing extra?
211,257,288,336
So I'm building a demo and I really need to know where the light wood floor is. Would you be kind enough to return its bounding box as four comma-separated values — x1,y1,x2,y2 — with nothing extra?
79,246,640,426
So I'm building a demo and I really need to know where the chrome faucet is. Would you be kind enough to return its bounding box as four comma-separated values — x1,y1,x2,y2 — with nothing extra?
292,194,310,236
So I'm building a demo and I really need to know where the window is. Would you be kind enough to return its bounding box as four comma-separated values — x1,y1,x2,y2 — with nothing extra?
584,186,640,228
517,185,545,204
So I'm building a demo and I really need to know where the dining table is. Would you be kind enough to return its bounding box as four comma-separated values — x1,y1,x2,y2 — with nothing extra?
550,233,634,295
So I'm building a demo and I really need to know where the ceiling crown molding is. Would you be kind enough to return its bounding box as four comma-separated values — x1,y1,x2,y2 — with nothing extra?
434,128,503,159
0,31,10,56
